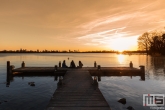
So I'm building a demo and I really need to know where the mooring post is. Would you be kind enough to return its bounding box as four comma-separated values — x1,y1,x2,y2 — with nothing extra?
7,61,10,73
22,61,25,68
6,61,11,87
139,65,145,73
98,76,101,81
94,61,97,67
129,61,133,68
139,65,145,81
55,65,58,71
98,65,101,70
59,61,61,67
7,61,14,80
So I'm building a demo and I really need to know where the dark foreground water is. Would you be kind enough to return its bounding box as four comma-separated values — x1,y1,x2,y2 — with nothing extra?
0,53,165,110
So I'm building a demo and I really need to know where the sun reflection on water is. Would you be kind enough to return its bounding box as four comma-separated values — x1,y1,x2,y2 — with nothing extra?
117,54,125,64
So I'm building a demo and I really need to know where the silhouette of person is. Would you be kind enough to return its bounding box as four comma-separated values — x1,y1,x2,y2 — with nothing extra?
62,60,68,68
70,60,76,68
78,61,83,68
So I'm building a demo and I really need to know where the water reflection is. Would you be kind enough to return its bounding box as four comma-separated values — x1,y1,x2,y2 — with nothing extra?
145,56,165,80
6,71,65,87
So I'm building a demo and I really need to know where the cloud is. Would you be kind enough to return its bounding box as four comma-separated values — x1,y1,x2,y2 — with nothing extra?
84,43,98,46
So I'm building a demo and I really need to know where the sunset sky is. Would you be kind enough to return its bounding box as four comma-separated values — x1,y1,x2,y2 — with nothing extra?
0,0,165,51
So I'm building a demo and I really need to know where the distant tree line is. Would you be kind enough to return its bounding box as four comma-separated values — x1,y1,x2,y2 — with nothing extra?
138,28,165,55
0,49,118,53
122,50,146,54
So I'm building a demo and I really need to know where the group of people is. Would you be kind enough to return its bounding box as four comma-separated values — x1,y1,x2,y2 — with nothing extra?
62,60,83,68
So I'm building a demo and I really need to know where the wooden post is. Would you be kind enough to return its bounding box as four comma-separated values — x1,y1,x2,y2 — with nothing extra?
98,65,101,70
6,61,10,87
59,61,61,67
94,61,97,67
55,65,58,71
98,76,101,81
129,61,133,68
6,65,15,87
139,65,145,81
7,61,10,73
139,65,145,73
22,61,25,68
7,62,13,79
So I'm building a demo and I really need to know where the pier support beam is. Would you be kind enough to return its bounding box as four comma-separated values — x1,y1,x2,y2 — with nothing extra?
139,65,145,73
54,76,58,81
54,65,58,71
98,76,101,81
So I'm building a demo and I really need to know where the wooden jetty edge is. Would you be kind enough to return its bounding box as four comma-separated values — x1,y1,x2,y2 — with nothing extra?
6,61,145,110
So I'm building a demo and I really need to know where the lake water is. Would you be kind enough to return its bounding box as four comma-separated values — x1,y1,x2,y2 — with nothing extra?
0,53,165,110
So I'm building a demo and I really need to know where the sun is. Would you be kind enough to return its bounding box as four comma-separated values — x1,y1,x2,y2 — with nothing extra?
110,38,130,52
108,37,138,52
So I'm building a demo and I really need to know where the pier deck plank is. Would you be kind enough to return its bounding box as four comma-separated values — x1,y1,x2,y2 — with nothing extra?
46,69,111,110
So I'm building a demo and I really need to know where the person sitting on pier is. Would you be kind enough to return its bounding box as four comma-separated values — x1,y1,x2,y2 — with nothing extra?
62,60,68,68
70,60,76,68
78,61,83,68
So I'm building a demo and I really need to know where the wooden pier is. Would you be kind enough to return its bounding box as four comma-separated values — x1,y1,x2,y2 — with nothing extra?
11,67,145,80
6,61,145,110
46,69,110,110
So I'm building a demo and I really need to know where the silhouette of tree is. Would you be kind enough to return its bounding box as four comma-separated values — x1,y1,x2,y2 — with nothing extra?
138,32,151,54
138,29,165,55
